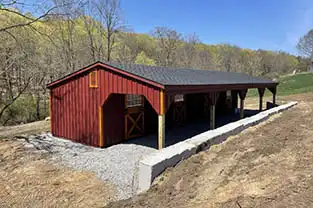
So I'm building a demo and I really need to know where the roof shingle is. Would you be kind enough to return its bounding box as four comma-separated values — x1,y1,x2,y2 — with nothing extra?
108,63,276,86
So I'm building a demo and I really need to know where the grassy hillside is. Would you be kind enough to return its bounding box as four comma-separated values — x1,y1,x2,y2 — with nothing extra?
248,73,313,97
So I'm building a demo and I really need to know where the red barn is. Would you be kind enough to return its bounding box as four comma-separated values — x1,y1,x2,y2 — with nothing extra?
47,62,278,149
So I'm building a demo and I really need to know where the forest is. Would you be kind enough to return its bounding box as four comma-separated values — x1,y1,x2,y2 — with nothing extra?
0,0,312,125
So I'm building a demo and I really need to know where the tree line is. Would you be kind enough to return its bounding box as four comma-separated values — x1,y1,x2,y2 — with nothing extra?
0,0,311,125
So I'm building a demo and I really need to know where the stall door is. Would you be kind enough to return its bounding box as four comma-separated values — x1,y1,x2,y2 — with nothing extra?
124,95,145,139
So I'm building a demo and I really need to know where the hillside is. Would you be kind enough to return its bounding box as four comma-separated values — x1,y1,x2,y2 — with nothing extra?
248,73,313,97
0,7,310,126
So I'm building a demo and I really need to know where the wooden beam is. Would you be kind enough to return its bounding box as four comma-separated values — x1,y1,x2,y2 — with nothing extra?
210,105,216,130
158,90,165,149
99,106,104,147
258,88,265,111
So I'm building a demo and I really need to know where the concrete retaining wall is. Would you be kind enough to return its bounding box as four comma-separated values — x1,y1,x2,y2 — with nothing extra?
138,101,298,192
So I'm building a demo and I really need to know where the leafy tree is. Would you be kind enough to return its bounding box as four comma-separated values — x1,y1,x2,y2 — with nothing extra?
135,51,156,66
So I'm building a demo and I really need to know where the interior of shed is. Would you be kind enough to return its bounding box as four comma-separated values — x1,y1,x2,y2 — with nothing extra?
101,88,275,149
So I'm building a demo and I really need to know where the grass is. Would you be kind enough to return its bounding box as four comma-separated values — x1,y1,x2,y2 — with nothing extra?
248,73,313,97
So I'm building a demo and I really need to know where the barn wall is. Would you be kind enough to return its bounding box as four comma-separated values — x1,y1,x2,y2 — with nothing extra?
51,70,100,146
98,68,161,114
51,66,162,147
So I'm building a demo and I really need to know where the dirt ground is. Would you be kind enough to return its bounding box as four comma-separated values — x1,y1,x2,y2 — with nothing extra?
106,93,313,208
0,139,116,208
0,120,50,139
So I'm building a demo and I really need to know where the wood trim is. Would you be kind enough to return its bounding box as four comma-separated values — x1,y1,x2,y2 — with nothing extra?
160,90,165,115
99,106,104,147
49,91,52,133
89,70,98,88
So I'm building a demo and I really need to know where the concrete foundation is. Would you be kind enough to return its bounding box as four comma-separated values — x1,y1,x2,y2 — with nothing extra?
137,101,298,193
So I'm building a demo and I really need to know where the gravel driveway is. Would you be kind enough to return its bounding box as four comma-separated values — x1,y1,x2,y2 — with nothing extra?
18,133,156,199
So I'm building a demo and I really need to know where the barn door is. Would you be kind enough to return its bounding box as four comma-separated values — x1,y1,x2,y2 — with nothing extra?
124,95,145,139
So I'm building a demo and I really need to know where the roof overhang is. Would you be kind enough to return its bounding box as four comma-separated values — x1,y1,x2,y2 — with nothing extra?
164,82,278,95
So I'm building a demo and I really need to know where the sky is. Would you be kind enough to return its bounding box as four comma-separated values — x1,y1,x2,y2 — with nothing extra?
120,0,313,55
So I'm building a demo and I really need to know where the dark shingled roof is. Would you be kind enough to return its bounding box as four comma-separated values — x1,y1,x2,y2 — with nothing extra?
108,62,276,86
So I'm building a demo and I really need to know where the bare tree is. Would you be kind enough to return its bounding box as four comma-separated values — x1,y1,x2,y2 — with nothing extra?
0,0,70,33
95,0,123,62
179,33,200,68
297,29,313,72
153,26,181,67
297,29,313,58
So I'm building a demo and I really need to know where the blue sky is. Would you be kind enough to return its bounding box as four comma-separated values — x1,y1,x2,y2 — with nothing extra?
120,0,313,55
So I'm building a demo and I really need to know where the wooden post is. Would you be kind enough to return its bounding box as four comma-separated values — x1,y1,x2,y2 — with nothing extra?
158,90,165,149
240,99,244,119
208,92,219,130
268,87,277,105
257,88,265,111
239,89,248,119
209,105,215,130
158,114,165,149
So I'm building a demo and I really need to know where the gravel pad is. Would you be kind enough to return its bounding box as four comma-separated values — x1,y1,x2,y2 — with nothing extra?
17,133,156,199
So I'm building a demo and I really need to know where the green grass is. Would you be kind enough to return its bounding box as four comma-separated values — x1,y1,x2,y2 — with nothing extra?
248,73,313,97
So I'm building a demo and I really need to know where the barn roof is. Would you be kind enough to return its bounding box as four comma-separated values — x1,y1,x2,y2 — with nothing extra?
109,63,276,86
47,61,277,89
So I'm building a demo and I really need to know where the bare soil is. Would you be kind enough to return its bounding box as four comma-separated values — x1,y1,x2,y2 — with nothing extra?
0,120,50,139
0,139,116,208
106,93,313,208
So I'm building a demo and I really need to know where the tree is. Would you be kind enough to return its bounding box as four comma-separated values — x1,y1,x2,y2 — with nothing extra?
297,30,313,58
95,0,124,62
135,51,156,66
297,29,313,72
178,33,200,68
153,27,181,67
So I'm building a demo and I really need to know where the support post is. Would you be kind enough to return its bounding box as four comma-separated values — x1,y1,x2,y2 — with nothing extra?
239,89,248,119
208,92,219,130
257,88,265,111
209,105,215,130
158,114,165,149
268,87,277,105
158,90,165,149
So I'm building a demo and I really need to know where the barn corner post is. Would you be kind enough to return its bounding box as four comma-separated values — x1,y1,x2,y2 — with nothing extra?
257,88,265,111
49,90,52,133
158,90,165,150
208,92,219,130
239,89,248,119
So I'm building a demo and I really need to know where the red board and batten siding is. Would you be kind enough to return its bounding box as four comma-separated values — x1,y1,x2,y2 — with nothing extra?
50,66,162,147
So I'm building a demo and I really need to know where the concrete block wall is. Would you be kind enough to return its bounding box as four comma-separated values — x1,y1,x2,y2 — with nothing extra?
138,101,298,193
